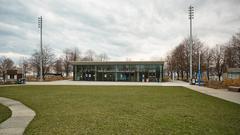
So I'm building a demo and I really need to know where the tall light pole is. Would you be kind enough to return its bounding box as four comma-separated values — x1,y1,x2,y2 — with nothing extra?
189,5,194,84
38,16,43,81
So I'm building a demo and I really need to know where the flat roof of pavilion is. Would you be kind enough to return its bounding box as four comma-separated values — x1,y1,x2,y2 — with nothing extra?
71,61,164,65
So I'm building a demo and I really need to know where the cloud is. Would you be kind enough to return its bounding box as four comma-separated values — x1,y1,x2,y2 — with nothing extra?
0,52,30,64
0,0,240,62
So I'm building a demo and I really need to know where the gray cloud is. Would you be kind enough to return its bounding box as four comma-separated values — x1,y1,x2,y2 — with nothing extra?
0,0,240,62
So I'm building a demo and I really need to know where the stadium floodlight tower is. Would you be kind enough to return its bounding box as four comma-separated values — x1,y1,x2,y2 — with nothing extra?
38,16,43,81
188,5,194,84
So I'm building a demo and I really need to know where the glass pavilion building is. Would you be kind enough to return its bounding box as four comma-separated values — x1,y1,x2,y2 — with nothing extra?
71,61,164,82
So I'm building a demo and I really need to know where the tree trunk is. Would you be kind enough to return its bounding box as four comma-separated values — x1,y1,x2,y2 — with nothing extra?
177,71,179,80
66,70,69,77
3,71,5,83
181,71,184,80
218,74,221,81
207,62,209,80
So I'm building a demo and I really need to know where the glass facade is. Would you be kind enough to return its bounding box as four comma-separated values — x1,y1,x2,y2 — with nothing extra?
73,62,164,82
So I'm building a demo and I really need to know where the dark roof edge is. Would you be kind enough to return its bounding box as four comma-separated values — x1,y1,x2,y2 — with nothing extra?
70,61,164,65
227,68,240,73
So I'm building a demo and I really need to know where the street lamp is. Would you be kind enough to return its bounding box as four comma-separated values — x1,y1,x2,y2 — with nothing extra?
38,16,43,81
189,5,194,84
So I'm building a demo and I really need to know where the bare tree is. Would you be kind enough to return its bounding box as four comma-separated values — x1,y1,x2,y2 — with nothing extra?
166,31,240,82
72,47,81,61
173,42,189,80
224,43,236,68
29,46,55,79
82,49,96,61
166,54,174,79
43,47,56,76
63,49,72,77
97,53,109,62
232,32,240,67
191,38,205,77
211,45,225,81
166,37,205,81
54,58,64,75
0,56,14,72
21,58,29,78
0,56,14,82
203,47,213,80
62,47,81,77
224,32,240,68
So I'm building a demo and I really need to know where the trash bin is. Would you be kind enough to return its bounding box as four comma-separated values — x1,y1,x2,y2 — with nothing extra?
22,78,26,84
191,79,196,85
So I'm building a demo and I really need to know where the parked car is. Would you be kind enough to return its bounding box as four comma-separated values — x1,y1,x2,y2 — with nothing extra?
17,78,26,84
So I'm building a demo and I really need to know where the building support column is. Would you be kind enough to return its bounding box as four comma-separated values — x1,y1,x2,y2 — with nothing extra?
160,65,163,82
115,65,118,81
73,65,76,81
95,65,97,81
137,65,139,82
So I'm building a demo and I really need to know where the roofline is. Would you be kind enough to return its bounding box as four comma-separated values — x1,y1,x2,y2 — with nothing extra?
70,61,164,65
227,68,240,73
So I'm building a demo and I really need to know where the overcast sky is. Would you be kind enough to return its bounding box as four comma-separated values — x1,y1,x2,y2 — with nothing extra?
0,0,240,63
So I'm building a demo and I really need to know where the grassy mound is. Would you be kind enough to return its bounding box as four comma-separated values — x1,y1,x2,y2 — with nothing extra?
0,86,239,135
0,103,11,123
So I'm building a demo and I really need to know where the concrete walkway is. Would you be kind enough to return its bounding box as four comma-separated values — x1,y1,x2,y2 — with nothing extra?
0,97,36,135
186,85,240,104
161,81,240,105
26,80,167,86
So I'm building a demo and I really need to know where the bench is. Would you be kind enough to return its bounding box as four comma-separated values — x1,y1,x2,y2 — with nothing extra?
228,86,240,92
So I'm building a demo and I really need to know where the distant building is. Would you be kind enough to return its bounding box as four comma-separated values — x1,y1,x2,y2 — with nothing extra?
71,61,164,82
4,69,23,83
227,68,240,79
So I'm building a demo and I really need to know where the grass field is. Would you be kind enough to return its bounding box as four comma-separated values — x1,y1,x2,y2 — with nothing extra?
0,103,11,123
0,85,239,135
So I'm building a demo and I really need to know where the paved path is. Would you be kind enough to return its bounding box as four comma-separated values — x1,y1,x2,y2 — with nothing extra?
27,80,240,104
161,81,240,105
186,85,240,104
26,80,166,86
0,97,36,135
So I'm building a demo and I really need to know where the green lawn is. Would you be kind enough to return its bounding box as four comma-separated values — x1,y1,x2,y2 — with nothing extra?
0,103,11,123
0,86,239,135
